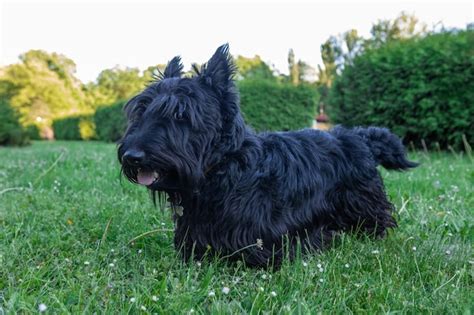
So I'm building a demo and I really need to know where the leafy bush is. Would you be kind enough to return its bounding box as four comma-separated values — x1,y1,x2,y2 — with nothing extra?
91,83,318,142
328,29,474,149
94,100,127,142
53,115,96,140
0,99,29,146
238,80,318,131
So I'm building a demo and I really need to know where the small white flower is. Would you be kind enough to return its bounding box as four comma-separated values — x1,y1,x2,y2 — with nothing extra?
445,250,451,255
412,246,417,251
317,263,322,268
256,238,264,250
270,291,277,297
302,262,308,267
371,250,380,254
208,291,216,297
130,297,136,303
64,258,71,263
109,263,115,267
140,306,147,311
138,249,143,254
319,278,324,283
113,259,117,263
110,249,115,253
258,286,264,292
319,267,324,272
189,308,195,313
261,274,267,279
152,295,158,301
344,263,350,268
196,262,202,267
222,287,230,294
38,303,47,312
84,261,90,265
161,222,166,226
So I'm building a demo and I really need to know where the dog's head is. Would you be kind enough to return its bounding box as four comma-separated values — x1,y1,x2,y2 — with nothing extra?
118,44,246,191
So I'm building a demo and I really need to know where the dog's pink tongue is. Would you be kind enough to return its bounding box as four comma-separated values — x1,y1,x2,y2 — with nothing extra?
137,171,156,186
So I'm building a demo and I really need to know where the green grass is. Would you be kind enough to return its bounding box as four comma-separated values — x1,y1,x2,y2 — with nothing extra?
0,141,473,313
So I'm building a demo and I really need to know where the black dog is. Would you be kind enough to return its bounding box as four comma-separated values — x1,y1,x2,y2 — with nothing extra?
118,44,417,267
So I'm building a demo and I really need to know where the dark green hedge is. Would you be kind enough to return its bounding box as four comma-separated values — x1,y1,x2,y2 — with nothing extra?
51,82,318,142
328,30,474,149
53,115,96,140
0,99,29,146
91,83,318,142
238,80,318,131
93,100,127,142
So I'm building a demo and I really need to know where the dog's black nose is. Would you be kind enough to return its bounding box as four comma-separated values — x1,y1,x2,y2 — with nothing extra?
122,149,145,165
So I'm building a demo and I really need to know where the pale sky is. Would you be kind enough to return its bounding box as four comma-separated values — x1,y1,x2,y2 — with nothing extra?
1,0,472,83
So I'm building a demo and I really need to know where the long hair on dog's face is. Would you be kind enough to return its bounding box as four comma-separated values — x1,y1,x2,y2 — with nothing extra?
117,44,246,192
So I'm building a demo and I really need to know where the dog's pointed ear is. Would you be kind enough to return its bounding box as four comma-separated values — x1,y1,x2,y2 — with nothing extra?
198,44,236,95
162,56,184,79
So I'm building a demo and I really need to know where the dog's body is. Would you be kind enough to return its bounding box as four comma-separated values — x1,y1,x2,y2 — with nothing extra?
118,44,417,267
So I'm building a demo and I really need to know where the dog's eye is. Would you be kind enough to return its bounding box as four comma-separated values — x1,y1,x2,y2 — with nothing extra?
174,112,185,121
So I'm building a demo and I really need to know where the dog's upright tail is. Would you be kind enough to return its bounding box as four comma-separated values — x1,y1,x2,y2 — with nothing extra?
354,127,419,171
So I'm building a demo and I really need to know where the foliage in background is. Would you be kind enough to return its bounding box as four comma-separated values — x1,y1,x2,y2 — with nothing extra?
234,56,276,81
52,115,96,140
94,100,128,142
86,81,318,142
317,12,428,110
0,98,30,146
0,50,88,138
83,66,153,109
239,80,318,132
0,51,162,140
328,29,474,149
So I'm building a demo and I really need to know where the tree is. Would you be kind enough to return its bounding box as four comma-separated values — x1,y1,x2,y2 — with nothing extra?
367,11,428,49
0,98,29,146
317,36,340,88
234,55,275,81
317,12,429,112
0,50,87,138
87,66,147,107
342,29,364,66
288,49,299,85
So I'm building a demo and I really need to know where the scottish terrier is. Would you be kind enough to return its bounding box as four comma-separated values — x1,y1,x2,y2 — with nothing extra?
118,44,417,267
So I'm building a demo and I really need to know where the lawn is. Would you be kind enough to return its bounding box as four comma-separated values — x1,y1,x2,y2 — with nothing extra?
0,141,472,313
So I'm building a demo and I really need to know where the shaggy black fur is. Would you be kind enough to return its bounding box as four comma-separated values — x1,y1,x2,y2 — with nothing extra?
118,44,418,268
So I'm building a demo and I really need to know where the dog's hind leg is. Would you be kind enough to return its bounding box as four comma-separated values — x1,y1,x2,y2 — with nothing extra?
328,175,397,238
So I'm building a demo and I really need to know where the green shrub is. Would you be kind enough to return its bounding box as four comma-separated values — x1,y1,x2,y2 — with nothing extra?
53,115,96,140
238,80,318,131
26,124,41,140
0,98,29,146
91,83,318,142
328,29,474,149
94,100,127,142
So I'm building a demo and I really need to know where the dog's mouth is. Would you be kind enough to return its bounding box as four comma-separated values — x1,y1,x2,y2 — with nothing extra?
136,169,160,186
